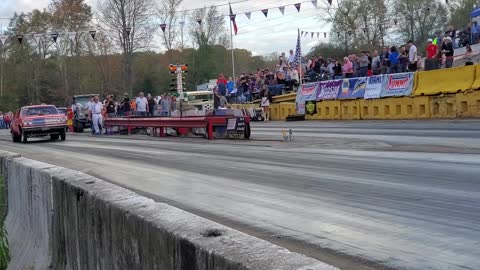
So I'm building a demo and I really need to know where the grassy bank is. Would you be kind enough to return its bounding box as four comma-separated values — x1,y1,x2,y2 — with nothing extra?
0,175,9,269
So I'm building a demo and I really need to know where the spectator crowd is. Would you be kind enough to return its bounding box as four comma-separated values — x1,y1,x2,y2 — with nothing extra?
219,25,479,104
0,111,13,129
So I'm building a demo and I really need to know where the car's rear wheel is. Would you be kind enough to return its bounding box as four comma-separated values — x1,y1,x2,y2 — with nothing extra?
21,131,28,144
50,134,60,141
60,130,66,141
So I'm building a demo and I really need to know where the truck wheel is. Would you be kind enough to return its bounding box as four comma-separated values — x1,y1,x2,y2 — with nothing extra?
22,131,28,144
244,123,251,139
60,130,66,141
12,133,21,143
50,134,60,141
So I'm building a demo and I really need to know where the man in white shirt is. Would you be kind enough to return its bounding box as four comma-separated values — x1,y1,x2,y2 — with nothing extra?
86,95,95,135
135,92,149,117
288,49,295,66
89,95,104,135
407,40,418,71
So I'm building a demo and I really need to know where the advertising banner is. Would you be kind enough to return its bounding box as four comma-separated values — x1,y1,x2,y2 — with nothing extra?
337,78,367,99
381,72,415,97
364,75,384,99
296,82,319,114
317,80,342,100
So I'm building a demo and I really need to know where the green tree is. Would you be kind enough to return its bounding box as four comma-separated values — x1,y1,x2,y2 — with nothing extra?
448,0,476,29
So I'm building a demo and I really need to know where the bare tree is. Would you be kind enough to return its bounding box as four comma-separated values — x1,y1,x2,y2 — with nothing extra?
189,6,226,48
157,0,183,51
97,0,156,96
323,0,388,53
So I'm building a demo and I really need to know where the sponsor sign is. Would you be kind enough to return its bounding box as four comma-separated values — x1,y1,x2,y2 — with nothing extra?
296,82,319,114
337,78,367,99
317,80,342,100
364,75,384,99
381,72,414,97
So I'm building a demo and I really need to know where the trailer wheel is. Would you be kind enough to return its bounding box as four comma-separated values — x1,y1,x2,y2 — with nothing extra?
244,123,251,139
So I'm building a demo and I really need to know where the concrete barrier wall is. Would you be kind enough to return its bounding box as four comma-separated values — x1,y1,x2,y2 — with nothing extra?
270,90,480,120
0,152,337,270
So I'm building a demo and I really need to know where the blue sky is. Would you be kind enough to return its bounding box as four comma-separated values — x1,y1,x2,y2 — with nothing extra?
0,0,331,55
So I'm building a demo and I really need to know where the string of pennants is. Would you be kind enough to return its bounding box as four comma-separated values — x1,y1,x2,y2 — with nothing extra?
0,28,135,46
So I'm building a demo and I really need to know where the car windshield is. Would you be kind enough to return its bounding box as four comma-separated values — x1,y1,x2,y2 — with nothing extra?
75,97,90,108
188,94,212,102
22,106,58,116
57,108,67,114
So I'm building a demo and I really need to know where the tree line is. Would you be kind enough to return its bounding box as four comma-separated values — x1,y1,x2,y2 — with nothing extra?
0,0,274,111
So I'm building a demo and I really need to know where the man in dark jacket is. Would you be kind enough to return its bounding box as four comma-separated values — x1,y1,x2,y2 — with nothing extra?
442,36,454,68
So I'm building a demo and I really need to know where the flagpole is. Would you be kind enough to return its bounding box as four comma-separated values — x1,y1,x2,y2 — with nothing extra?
229,3,235,85
298,28,303,88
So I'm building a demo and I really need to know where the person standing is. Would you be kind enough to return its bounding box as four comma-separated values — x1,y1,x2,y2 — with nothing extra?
371,50,381,75
105,95,116,135
464,44,474,66
89,95,104,136
0,112,4,129
425,38,438,71
388,46,400,74
122,93,131,116
472,21,480,44
86,95,95,135
442,36,454,68
380,46,390,74
135,92,148,117
160,93,171,117
260,85,270,121
407,40,418,71
288,49,295,66
358,52,369,77
147,94,155,116
342,57,354,78
4,112,11,129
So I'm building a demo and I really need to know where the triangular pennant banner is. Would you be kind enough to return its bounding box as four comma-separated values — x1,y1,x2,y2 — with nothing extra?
89,30,96,40
0,35,7,45
324,32,327,38
261,9,268,18
294,3,301,12
179,21,185,27
68,32,76,42
278,6,285,15
301,31,304,36
327,0,332,5
160,24,167,32
125,27,132,36
51,33,59,43
17,34,24,45
33,33,43,44
311,0,318,8
197,19,202,25
311,32,314,38
317,32,320,38
245,12,251,19
304,32,309,37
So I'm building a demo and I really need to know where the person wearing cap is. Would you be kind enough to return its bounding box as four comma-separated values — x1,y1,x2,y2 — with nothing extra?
425,38,438,71
442,36,454,68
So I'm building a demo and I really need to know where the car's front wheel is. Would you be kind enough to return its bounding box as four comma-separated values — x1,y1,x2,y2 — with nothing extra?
12,132,21,143
60,130,66,141
21,131,28,143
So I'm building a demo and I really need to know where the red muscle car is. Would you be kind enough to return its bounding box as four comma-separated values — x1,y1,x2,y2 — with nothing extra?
10,105,67,143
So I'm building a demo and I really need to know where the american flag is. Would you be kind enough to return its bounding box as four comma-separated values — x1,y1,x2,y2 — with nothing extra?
293,29,302,68
229,3,238,35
